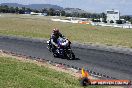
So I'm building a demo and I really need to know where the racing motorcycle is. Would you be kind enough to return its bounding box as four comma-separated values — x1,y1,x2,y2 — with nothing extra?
47,37,75,60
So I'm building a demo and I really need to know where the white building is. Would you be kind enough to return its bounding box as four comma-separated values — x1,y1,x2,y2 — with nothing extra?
106,9,120,23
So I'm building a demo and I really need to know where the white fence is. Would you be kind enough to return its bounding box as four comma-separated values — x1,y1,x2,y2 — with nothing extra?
91,22,132,29
51,19,79,23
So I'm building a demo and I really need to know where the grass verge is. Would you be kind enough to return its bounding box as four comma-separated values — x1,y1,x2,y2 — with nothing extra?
0,54,104,88
0,57,78,88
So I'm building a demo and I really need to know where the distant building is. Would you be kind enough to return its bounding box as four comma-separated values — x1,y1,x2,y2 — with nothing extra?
106,9,120,23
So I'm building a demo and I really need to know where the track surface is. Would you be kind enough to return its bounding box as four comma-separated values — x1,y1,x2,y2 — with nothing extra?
0,36,132,80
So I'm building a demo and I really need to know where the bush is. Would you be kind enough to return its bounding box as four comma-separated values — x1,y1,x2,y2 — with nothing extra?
103,20,107,23
116,20,123,24
129,19,132,24
110,20,114,23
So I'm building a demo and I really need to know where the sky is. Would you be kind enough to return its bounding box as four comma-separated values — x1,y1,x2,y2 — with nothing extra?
0,0,132,15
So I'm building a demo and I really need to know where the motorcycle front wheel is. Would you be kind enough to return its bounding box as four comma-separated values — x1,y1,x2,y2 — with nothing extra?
67,51,75,60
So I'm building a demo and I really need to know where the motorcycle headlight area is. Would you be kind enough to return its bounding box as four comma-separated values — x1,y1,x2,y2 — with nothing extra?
62,40,69,46
61,42,67,46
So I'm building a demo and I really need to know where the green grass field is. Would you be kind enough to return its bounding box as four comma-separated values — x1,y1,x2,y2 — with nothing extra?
0,56,105,88
0,14,132,48
0,56,79,88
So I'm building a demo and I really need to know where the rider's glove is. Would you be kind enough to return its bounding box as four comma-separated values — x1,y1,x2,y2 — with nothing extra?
55,44,58,48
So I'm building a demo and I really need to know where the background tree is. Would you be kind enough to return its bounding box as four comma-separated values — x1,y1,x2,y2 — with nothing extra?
42,8,48,13
129,18,132,24
15,7,19,13
48,8,55,16
60,10,65,16
9,7,15,13
55,10,60,16
72,12,79,17
121,16,131,21
110,20,114,23
0,5,9,13
65,13,72,17
19,7,26,14
116,20,123,24
100,12,107,22
87,13,92,18
26,8,32,12
80,13,87,18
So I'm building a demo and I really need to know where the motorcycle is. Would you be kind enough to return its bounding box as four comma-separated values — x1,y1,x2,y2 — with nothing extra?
47,37,75,60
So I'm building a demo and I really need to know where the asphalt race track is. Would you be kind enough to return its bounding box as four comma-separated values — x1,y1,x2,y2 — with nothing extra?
0,36,132,80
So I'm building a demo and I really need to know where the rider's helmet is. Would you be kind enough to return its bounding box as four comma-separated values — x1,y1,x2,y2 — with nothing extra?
53,28,59,35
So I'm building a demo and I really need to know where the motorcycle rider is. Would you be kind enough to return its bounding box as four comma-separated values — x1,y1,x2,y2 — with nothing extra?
50,28,65,52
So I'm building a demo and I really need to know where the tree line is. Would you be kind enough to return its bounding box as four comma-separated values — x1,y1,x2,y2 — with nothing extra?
0,5,31,14
0,5,132,24
121,15,132,24
0,5,105,18
0,5,65,16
